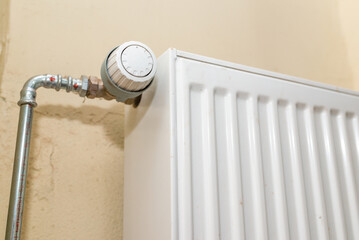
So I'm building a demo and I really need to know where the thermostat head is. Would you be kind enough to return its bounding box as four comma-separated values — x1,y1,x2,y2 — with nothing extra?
101,41,157,102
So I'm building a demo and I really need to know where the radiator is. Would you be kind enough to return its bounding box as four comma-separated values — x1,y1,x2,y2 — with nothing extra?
124,49,359,240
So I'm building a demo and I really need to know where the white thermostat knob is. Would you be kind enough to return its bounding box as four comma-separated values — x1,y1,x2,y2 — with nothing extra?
106,41,156,92
121,45,153,77
101,41,157,102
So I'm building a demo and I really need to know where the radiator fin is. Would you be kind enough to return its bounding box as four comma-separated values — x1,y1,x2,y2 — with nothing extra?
258,97,290,240
277,101,311,240
296,104,329,239
330,111,359,240
236,93,268,240
214,89,245,240
314,108,347,239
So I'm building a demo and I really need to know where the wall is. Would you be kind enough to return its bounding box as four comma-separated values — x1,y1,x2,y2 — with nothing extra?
338,0,359,91
0,0,9,84
0,0,357,239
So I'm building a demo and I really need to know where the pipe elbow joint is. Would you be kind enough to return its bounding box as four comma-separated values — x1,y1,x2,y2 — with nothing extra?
18,75,48,107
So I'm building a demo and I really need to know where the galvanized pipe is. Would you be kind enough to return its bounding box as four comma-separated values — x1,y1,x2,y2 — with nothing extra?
5,74,89,240
5,104,34,240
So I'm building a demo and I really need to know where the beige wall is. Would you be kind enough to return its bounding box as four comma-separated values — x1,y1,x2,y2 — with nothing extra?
0,0,9,82
0,0,358,239
338,0,359,90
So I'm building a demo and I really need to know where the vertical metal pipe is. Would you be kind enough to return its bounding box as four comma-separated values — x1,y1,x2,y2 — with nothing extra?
4,74,88,240
5,104,34,240
4,73,120,239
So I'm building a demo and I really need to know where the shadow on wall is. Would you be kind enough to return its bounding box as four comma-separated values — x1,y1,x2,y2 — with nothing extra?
33,104,124,149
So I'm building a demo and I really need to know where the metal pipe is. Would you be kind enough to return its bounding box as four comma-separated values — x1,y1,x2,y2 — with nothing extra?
5,104,33,240
5,74,88,240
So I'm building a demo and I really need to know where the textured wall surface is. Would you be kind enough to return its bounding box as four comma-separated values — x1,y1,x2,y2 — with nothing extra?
0,0,358,239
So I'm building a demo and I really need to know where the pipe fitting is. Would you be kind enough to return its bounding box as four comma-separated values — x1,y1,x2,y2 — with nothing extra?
18,74,89,107
86,76,116,100
18,75,47,107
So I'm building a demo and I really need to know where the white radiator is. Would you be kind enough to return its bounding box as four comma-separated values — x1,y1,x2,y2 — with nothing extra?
124,49,359,240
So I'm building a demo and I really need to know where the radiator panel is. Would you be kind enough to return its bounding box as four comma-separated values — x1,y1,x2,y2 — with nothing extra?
124,50,359,240
175,56,359,240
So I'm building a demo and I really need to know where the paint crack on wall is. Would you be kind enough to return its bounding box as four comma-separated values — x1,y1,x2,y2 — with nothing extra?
48,146,55,192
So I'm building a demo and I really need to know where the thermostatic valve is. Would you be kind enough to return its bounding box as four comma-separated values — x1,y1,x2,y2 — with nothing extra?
17,42,157,107
100,41,157,102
